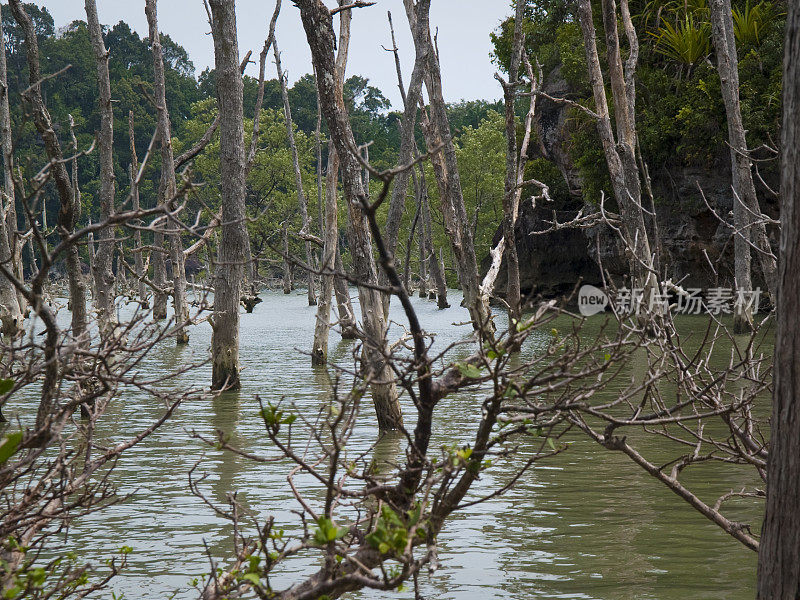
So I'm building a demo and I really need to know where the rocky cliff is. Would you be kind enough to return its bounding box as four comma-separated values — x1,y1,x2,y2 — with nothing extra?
483,68,779,303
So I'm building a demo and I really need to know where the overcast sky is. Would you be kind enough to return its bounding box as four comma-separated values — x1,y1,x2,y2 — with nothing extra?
44,1,511,110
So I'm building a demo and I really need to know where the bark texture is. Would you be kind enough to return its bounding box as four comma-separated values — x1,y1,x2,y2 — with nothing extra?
146,0,189,344
9,0,86,341
85,0,117,335
756,3,800,595
0,13,22,329
129,111,148,308
709,0,777,331
274,38,316,306
404,0,489,330
209,0,248,390
577,0,655,297
297,0,401,431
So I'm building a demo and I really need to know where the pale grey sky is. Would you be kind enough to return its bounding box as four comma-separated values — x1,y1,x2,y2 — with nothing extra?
44,1,511,109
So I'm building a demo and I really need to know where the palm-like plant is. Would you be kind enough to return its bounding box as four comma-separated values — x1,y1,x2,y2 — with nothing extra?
651,15,711,66
732,0,778,48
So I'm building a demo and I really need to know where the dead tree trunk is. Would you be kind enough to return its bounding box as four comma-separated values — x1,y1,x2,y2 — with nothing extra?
282,223,291,294
404,0,489,331
129,112,149,308
576,0,656,298
382,9,429,312
209,0,248,390
9,0,86,340
497,0,527,324
333,239,358,338
0,14,23,321
85,0,117,336
146,0,189,344
274,38,316,306
755,4,800,595
297,0,402,431
709,0,777,331
310,14,359,366
0,82,18,336
240,2,280,313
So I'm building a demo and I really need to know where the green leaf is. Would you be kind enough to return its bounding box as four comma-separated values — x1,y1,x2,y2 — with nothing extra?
547,437,556,451
241,572,260,585
0,432,22,464
457,363,483,379
0,379,13,395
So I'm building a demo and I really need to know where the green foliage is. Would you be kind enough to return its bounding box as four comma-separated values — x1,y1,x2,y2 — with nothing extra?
365,504,426,556
650,16,711,66
312,517,349,545
733,0,781,48
0,431,22,464
491,0,785,210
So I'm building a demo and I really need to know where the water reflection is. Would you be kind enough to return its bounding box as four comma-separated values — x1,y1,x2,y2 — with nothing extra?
1,292,765,599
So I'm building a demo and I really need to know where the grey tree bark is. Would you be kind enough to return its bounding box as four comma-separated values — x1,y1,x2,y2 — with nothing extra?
755,2,800,594
310,8,359,366
85,0,117,336
9,0,86,341
709,0,777,332
495,0,532,325
209,0,248,390
146,0,189,344
0,12,22,327
274,38,316,306
576,0,656,298
404,0,490,331
381,8,433,311
240,1,280,313
297,0,401,431
128,111,149,308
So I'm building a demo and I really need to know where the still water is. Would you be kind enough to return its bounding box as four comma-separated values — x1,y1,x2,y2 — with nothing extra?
5,290,764,599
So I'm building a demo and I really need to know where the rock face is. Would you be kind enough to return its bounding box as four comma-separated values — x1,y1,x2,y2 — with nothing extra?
483,68,779,302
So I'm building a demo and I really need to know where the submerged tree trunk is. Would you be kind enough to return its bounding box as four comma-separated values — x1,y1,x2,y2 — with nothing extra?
129,111,149,308
311,142,338,365
0,14,22,326
497,0,528,325
404,0,489,330
209,0,248,390
282,223,291,295
333,241,358,338
9,0,86,341
310,11,358,366
275,38,316,306
86,0,117,337
147,0,189,344
297,0,401,431
576,0,656,300
709,0,777,331
756,5,800,595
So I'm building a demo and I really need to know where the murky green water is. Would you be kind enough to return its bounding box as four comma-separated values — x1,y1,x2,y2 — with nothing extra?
4,290,766,599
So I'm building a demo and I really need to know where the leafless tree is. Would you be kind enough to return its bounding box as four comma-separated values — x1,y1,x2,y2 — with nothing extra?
8,0,87,343
208,0,248,390
275,37,317,306
128,111,149,308
756,2,800,594
297,0,401,431
146,0,190,345
85,0,117,336
575,0,657,298
404,0,491,331
709,0,777,333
